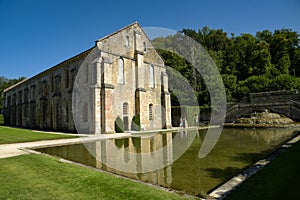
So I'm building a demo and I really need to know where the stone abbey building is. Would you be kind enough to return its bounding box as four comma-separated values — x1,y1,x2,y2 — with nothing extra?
3,22,172,134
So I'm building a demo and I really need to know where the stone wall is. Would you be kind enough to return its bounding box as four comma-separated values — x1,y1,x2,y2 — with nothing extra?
3,49,90,132
3,22,172,133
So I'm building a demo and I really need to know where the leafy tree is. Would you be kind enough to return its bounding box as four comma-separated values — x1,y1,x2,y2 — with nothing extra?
154,26,300,104
268,74,300,91
236,75,271,100
222,74,237,102
0,76,26,109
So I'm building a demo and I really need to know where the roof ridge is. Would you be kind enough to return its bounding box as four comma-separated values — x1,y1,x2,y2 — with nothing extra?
96,21,140,42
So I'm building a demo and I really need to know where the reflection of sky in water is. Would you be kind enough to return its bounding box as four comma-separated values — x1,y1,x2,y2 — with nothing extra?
37,128,299,195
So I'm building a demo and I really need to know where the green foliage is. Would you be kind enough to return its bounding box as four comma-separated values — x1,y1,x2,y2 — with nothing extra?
131,114,141,131
153,26,300,104
114,138,125,148
222,74,237,102
236,75,300,100
0,76,26,109
114,116,124,133
269,74,300,91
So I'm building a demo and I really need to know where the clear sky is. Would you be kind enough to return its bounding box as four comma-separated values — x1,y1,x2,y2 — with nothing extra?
0,0,299,79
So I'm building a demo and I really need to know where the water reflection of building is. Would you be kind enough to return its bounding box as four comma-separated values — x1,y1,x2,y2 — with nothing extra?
95,132,173,186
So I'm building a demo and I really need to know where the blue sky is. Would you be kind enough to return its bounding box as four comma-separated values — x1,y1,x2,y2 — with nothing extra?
0,0,299,79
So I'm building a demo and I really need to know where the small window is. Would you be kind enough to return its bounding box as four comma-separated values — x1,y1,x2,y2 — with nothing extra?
118,58,124,84
126,36,130,47
51,76,54,92
149,65,155,88
123,102,128,115
65,69,69,88
143,42,147,52
66,105,69,122
149,104,153,120
85,63,89,83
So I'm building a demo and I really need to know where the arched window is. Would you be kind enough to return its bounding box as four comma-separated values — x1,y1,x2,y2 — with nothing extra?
149,65,155,88
149,104,153,120
126,36,130,47
123,102,128,115
118,58,124,84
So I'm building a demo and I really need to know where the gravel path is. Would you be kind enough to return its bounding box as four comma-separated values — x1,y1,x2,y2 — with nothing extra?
0,133,133,159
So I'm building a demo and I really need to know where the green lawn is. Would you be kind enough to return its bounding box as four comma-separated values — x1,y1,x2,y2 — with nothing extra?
0,126,77,144
0,114,4,125
0,154,191,200
225,140,300,200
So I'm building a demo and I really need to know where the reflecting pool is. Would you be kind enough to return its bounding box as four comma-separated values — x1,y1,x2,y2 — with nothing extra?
36,128,299,195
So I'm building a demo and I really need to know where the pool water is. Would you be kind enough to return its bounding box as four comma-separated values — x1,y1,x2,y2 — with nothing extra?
36,128,299,195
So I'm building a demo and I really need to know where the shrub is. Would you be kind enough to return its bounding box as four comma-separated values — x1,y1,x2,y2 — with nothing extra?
114,116,124,133
131,114,141,131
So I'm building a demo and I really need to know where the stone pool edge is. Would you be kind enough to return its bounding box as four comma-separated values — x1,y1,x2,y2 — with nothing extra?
207,131,300,200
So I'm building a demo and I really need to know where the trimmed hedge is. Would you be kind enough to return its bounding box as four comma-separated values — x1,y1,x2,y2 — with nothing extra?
131,114,141,131
114,116,124,133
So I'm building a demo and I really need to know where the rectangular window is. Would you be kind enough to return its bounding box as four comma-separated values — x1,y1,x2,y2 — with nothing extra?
51,76,54,92
143,42,147,52
85,64,89,83
66,105,69,123
149,104,153,120
126,36,130,47
65,69,69,88
118,58,124,84
149,65,155,88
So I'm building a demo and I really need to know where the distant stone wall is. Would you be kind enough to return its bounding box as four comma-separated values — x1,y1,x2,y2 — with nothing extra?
3,49,90,132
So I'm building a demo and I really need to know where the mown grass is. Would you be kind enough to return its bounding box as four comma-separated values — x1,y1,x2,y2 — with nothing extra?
0,154,192,200
225,140,300,200
0,114,4,125
0,125,77,144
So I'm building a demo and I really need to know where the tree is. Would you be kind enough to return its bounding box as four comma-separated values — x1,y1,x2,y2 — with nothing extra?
268,74,300,91
269,29,300,75
155,26,300,103
236,75,270,100
0,76,26,109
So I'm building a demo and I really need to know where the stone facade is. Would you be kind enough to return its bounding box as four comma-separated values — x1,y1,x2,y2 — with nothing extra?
3,22,172,133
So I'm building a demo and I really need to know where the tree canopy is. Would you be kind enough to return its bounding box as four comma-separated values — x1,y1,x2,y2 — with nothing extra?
0,76,26,109
152,26,300,105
